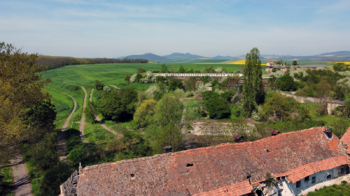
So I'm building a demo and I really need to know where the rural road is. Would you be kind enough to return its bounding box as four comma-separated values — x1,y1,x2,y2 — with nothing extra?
59,92,76,164
89,88,120,137
80,86,88,143
109,84,120,89
10,154,33,196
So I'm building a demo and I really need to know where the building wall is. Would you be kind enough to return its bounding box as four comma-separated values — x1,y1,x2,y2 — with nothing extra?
266,165,349,196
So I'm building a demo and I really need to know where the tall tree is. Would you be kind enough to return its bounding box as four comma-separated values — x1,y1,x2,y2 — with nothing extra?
0,42,51,162
242,47,264,117
161,64,168,73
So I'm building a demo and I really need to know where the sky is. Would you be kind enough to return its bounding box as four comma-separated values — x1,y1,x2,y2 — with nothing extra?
1,0,350,58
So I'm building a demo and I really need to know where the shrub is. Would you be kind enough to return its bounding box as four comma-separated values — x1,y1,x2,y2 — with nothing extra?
169,79,184,91
95,80,104,90
98,86,138,122
137,67,146,74
203,91,231,119
275,74,296,91
200,110,207,117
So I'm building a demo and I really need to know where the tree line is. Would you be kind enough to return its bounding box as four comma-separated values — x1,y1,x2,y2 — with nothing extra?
35,56,148,70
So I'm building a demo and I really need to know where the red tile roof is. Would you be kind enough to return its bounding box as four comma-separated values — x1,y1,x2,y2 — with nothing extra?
340,127,350,154
193,180,252,196
77,127,348,196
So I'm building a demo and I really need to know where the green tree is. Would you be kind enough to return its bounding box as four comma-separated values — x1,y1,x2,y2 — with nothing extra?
155,94,184,126
95,80,104,90
292,60,298,65
0,42,51,162
203,91,231,119
178,65,186,73
169,79,184,91
275,74,296,91
98,86,138,122
135,73,142,83
333,63,347,71
124,75,130,81
200,75,211,84
242,47,264,117
134,99,157,128
161,64,168,73
137,67,146,74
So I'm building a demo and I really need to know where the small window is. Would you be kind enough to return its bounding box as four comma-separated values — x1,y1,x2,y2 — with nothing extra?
312,177,316,184
327,175,332,179
341,168,345,174
296,181,301,188
186,163,194,167
305,176,309,182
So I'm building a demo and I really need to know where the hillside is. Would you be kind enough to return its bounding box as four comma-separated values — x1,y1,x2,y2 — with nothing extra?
125,53,169,62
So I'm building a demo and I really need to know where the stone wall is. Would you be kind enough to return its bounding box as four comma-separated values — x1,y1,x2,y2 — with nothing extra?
60,170,79,196
279,92,345,115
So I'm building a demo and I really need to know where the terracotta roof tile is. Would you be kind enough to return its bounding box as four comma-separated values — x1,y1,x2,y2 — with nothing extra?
340,127,350,154
193,181,251,196
77,127,348,196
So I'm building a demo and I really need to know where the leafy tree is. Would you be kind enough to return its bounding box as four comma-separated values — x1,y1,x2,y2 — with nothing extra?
333,63,347,71
169,79,184,91
161,64,168,73
276,60,283,65
184,77,197,91
178,65,186,73
95,80,104,90
155,93,184,126
156,125,183,153
134,99,157,128
203,91,231,119
220,91,235,103
211,80,220,90
200,75,211,84
98,86,138,122
344,100,350,119
135,73,142,83
262,92,310,121
0,42,51,162
137,67,146,74
203,66,215,73
292,60,298,65
124,75,130,81
242,47,264,117
275,74,296,91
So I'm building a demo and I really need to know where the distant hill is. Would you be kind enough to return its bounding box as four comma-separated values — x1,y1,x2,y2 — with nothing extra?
164,53,205,61
212,55,236,59
320,51,350,57
123,51,350,62
124,53,169,62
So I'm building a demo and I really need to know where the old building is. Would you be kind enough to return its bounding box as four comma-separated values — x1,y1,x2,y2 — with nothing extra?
61,127,350,196
265,64,327,72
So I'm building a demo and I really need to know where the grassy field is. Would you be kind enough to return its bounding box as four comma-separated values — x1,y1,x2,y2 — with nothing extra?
40,63,242,128
0,163,14,196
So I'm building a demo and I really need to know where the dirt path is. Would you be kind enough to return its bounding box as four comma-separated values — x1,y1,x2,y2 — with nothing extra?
80,86,88,143
10,154,33,196
89,88,121,137
180,98,187,134
59,92,77,164
109,84,120,89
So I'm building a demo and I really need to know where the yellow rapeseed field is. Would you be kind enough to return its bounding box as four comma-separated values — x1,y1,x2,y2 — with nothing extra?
194,59,266,65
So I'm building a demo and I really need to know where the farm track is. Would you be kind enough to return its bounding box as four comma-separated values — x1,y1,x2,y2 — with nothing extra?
80,86,88,143
89,88,121,137
10,153,33,196
109,84,120,89
59,92,76,164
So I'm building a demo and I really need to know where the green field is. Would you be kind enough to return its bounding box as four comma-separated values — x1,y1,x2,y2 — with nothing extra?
40,63,242,128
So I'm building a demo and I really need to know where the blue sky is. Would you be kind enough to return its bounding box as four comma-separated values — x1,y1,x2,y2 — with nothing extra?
1,0,350,57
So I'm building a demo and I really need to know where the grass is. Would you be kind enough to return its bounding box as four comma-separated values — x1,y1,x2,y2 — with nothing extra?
307,181,350,196
185,99,202,121
0,163,14,196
